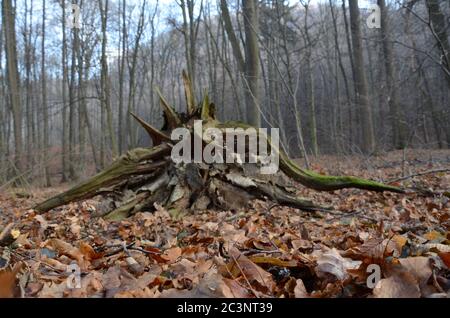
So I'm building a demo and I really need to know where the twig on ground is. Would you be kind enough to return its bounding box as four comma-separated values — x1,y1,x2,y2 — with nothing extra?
103,241,162,257
242,249,281,255
315,208,378,223
103,242,136,257
128,246,162,255
388,169,450,183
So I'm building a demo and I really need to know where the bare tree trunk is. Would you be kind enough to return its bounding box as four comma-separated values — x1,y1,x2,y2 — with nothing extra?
118,0,127,154
68,1,79,180
99,0,118,158
41,0,51,187
242,0,261,128
2,0,23,175
126,0,146,149
302,3,318,156
405,7,445,148
329,0,351,124
220,0,260,126
179,0,201,94
329,0,348,152
341,0,357,147
203,14,244,120
0,35,4,181
378,0,406,149
348,0,375,154
60,0,68,182
149,1,158,132
219,0,245,73
23,0,34,170
425,0,450,86
81,51,100,171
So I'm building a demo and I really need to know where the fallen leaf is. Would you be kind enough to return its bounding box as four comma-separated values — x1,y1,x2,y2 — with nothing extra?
79,242,100,261
398,257,432,288
0,269,18,298
162,247,182,264
46,239,84,263
221,278,252,298
373,271,420,298
392,235,408,252
248,256,297,268
423,231,446,243
315,248,361,280
438,252,450,268
227,247,275,292
294,279,308,298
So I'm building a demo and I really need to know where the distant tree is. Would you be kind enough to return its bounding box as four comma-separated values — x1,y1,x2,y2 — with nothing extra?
348,0,375,153
221,0,261,127
378,0,406,149
2,0,23,174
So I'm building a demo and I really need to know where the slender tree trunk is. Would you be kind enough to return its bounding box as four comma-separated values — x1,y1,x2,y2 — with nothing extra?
303,4,318,156
341,0,356,147
61,0,68,182
378,0,406,149
23,0,33,170
179,0,200,93
41,0,51,187
348,0,375,154
425,0,450,87
405,8,444,148
118,0,127,153
77,1,85,169
100,0,118,158
68,2,79,180
126,1,146,149
219,0,245,73
2,0,23,175
242,0,261,127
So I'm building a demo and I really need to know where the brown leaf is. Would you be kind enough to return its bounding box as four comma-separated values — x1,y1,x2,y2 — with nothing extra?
102,265,122,291
41,257,69,272
373,271,420,298
160,271,227,298
79,242,101,261
398,257,432,288
423,231,446,243
438,252,450,268
46,239,84,264
227,246,275,292
221,278,252,298
0,269,19,298
25,282,44,297
248,256,297,268
291,239,313,251
294,279,309,298
38,282,67,298
162,247,182,264
314,248,361,280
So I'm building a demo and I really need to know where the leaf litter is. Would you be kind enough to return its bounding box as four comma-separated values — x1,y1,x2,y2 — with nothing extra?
0,150,449,298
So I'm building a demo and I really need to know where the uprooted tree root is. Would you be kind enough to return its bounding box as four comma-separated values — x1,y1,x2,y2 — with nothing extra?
33,72,404,220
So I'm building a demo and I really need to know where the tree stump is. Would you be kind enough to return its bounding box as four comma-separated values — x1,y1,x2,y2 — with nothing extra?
34,72,403,220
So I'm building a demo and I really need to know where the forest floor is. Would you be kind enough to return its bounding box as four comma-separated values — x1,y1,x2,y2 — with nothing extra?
0,149,449,298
